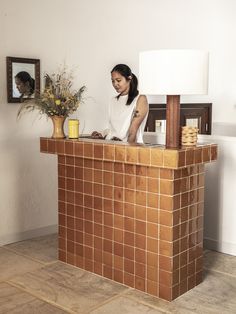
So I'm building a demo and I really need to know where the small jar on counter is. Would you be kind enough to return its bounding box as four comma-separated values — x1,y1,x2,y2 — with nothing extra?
68,119,79,139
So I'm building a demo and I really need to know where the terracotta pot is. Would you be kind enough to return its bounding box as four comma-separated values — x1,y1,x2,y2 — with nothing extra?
50,115,66,138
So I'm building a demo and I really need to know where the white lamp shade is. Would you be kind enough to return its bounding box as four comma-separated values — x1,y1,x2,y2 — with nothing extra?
139,49,209,95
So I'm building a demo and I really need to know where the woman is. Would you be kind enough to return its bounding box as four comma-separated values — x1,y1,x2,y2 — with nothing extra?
92,64,149,143
15,71,35,98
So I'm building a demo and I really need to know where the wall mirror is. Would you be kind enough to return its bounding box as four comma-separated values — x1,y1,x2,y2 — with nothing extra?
6,56,40,103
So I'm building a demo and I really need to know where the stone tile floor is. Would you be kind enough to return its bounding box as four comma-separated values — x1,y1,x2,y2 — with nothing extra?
0,234,235,313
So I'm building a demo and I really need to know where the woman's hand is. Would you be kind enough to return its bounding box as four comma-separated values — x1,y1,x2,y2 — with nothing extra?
91,131,104,139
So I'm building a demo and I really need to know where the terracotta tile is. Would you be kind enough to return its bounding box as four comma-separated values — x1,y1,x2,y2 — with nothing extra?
114,173,124,187
163,150,178,168
65,141,74,155
114,242,124,257
94,169,103,184
135,262,146,278
125,164,136,174
94,160,103,169
124,174,135,190
58,164,66,177
159,285,172,301
124,273,135,288
135,205,146,221
147,280,158,296
160,179,173,195
114,228,123,243
84,181,92,194
136,191,146,206
104,213,113,226
135,234,146,250
104,145,115,160
114,162,124,173
103,171,113,185
75,167,83,180
178,151,186,167
147,177,159,193
103,239,112,253
115,145,125,162
124,245,134,260
136,176,147,191
124,217,134,233
159,210,172,226
114,187,124,201
74,142,84,157
147,208,159,223
103,265,113,279
58,189,65,202
159,225,172,241
202,146,210,162
194,148,202,163
160,169,173,179
126,146,138,163
124,231,134,246
135,277,145,292
210,145,217,161
147,266,158,281
135,220,146,235
160,195,173,211
147,238,158,253
103,160,113,171
66,156,75,166
104,199,113,213
150,149,163,167
40,138,48,152
84,143,93,158
84,168,92,182
172,283,180,300
139,147,150,165
58,201,66,214
159,255,172,271
147,167,159,178
159,269,172,286
84,194,93,208
103,185,113,199
104,226,113,240
196,270,203,285
144,222,157,238
94,196,102,210
125,189,135,203
94,249,102,263
103,251,113,266
159,240,173,256
124,259,134,274
136,165,147,176
186,149,194,165
147,252,158,267
94,236,102,250
75,231,84,244
114,269,124,284
147,193,158,208
94,144,103,159
58,155,66,165
187,274,196,290
114,255,124,270
59,177,66,189
94,183,102,196
180,251,187,267
135,248,146,264
48,139,56,153
114,215,124,230
114,201,123,215
124,203,135,218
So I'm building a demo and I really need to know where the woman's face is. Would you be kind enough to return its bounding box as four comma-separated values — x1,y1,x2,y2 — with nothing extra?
15,77,30,94
111,71,131,95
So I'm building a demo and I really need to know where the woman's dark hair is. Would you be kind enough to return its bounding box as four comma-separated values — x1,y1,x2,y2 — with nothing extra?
111,64,138,105
15,71,35,95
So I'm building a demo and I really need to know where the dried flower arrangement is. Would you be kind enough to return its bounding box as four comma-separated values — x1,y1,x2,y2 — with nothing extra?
17,66,86,118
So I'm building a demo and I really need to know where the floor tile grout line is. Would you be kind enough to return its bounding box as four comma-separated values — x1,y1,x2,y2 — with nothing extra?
1,246,58,266
121,292,171,314
83,288,133,314
5,280,75,314
203,267,236,278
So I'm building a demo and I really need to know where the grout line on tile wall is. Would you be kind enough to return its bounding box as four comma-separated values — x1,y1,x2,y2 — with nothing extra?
5,280,74,313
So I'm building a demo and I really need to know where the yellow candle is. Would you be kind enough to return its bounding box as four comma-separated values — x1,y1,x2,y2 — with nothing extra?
68,119,79,139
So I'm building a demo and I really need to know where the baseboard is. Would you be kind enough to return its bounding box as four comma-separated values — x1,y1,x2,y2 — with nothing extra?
0,224,58,246
204,237,236,256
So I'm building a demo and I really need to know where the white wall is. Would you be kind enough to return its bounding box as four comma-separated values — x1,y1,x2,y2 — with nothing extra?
1,0,236,245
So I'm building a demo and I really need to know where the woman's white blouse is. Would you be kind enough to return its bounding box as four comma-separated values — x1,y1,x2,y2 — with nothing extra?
105,94,148,143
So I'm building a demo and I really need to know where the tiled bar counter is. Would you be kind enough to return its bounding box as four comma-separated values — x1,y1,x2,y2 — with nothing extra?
40,138,217,301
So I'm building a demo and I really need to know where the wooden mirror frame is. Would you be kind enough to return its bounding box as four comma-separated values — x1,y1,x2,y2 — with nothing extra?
6,56,40,103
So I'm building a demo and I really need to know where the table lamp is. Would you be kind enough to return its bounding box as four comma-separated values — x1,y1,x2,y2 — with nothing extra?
139,49,209,148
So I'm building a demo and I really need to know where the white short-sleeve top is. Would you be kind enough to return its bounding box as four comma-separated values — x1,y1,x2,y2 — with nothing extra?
105,94,148,143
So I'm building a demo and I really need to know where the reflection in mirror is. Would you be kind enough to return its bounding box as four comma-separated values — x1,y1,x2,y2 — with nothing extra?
186,118,199,128
6,57,40,103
